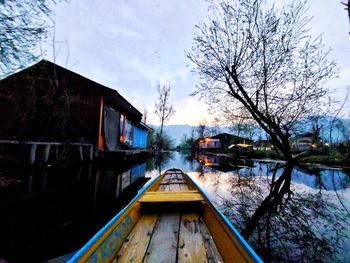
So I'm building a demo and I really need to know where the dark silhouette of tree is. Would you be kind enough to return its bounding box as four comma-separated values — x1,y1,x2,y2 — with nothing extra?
218,163,349,262
179,134,195,149
241,163,294,239
154,83,175,150
196,119,208,139
155,131,174,150
209,117,221,136
142,108,148,124
187,0,337,162
0,0,59,76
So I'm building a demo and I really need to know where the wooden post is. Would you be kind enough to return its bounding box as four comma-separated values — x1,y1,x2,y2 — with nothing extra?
44,144,51,163
89,145,94,161
98,97,105,151
79,146,83,161
115,173,121,199
121,113,126,143
94,171,102,205
29,144,37,165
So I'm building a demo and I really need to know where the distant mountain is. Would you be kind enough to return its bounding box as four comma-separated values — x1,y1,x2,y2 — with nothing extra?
149,116,350,145
149,124,194,145
149,124,231,145
295,116,350,143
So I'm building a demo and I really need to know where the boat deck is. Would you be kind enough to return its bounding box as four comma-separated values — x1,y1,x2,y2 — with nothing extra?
113,170,224,263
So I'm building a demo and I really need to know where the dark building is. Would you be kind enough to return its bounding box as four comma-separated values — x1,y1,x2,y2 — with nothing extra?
195,133,253,152
0,60,150,153
254,139,273,150
210,133,253,150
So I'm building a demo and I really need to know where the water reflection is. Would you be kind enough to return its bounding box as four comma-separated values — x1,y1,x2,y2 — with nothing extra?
0,161,151,263
97,163,149,204
195,152,255,172
185,154,350,263
1,152,349,262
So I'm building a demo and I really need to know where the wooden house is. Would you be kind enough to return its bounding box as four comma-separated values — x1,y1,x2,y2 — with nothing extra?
254,139,273,150
0,60,151,156
196,133,253,152
290,132,323,152
197,137,221,150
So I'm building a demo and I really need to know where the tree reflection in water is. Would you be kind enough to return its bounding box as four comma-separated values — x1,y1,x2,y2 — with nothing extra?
211,162,350,263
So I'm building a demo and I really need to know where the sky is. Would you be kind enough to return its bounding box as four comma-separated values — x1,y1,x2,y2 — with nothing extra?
45,0,350,126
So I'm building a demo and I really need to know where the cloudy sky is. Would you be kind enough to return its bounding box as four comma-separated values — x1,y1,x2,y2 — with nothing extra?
46,0,350,125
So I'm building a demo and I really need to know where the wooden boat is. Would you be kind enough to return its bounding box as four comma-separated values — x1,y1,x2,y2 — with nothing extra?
68,168,263,263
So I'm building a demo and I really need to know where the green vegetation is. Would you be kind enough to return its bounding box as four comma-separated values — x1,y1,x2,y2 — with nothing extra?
299,147,350,167
147,130,174,150
178,134,195,150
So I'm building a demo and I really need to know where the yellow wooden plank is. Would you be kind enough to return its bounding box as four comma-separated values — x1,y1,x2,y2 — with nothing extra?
149,174,167,192
139,192,204,203
163,173,177,181
145,190,198,195
178,183,189,191
175,172,183,180
159,180,186,185
158,184,169,191
169,183,181,191
178,213,208,263
199,218,224,263
84,203,141,263
167,183,189,191
113,214,158,263
143,213,180,263
203,205,253,262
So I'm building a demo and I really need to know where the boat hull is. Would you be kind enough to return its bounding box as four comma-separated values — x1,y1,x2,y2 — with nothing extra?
68,168,262,263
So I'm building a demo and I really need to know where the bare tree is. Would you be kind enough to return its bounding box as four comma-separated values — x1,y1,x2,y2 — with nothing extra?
142,108,148,124
218,102,257,139
209,117,221,136
196,119,208,139
328,89,349,144
187,0,337,162
0,0,59,77
154,83,175,150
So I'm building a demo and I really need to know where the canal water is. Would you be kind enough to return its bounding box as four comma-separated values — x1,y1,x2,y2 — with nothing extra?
0,152,349,262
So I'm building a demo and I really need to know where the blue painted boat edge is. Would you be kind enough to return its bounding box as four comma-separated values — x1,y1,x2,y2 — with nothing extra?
185,171,264,263
67,175,160,263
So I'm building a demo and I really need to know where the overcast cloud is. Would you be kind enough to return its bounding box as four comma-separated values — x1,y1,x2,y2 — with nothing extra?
46,0,350,125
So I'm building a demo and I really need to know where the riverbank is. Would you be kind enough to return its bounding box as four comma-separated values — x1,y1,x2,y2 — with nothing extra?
298,154,350,168
203,150,350,171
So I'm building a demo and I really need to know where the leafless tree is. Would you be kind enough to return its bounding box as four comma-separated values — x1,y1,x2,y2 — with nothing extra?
142,108,148,124
219,103,258,139
209,117,221,136
328,88,349,144
154,83,175,150
187,0,337,162
196,119,208,139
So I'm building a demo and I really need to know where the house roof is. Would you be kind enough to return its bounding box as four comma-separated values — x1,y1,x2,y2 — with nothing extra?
294,132,314,138
0,59,143,121
135,122,152,131
211,133,251,141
